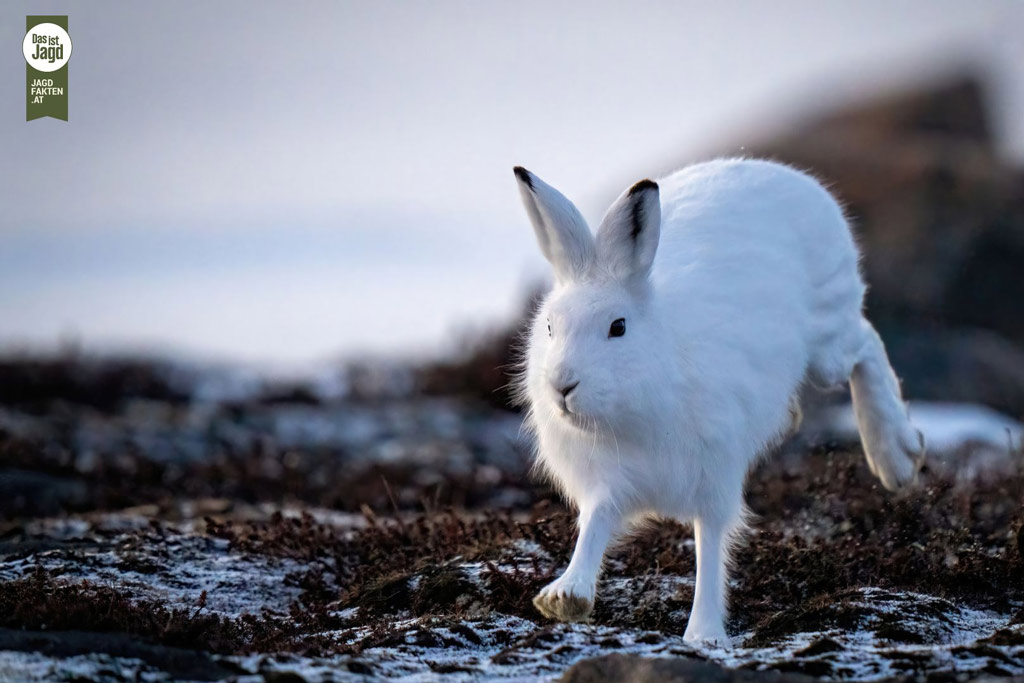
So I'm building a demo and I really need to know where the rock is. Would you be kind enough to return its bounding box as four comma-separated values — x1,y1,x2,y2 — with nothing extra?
262,672,308,683
0,469,89,517
559,654,813,683
0,628,235,681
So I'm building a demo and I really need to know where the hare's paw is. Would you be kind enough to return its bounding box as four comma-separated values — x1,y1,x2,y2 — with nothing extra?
533,575,594,622
683,620,730,649
868,427,925,492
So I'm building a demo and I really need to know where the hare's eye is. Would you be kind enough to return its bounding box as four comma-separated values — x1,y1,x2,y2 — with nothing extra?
609,318,626,338
547,320,552,337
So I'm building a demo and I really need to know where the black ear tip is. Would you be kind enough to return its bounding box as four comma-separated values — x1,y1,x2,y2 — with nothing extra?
513,166,534,190
628,178,658,196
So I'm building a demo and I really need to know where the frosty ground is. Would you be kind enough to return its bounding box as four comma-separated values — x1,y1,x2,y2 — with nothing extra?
0,357,1022,681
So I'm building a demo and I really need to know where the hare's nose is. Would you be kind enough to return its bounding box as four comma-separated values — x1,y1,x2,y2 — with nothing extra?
558,381,579,398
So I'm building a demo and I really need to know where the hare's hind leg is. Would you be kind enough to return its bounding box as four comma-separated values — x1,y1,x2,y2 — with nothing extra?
533,502,621,622
848,319,925,490
811,313,924,491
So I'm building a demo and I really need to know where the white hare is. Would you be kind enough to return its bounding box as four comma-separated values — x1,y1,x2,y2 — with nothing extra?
513,158,924,646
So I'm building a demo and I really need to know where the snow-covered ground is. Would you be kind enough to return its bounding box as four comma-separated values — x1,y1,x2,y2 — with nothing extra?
3,505,1022,682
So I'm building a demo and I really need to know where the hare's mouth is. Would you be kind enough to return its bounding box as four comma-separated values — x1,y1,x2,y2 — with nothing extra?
560,407,591,429
555,394,592,428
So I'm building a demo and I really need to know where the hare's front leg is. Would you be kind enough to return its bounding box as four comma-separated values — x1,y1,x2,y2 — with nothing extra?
533,503,620,622
683,517,732,647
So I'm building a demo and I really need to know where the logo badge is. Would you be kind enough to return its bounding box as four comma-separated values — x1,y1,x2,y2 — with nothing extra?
24,16,71,121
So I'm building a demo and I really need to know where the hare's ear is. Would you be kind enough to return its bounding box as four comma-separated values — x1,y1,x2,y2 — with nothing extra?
595,179,661,280
514,167,594,283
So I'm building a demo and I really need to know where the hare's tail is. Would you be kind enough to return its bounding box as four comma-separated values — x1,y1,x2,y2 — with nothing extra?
849,319,925,490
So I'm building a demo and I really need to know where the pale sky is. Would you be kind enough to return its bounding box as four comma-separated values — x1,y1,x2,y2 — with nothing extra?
1,1,1021,365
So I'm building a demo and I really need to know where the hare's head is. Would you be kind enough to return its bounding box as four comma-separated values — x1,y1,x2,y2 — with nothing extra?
514,167,664,432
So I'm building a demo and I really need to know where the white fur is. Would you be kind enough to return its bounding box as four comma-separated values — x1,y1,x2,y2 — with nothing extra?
513,159,924,646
